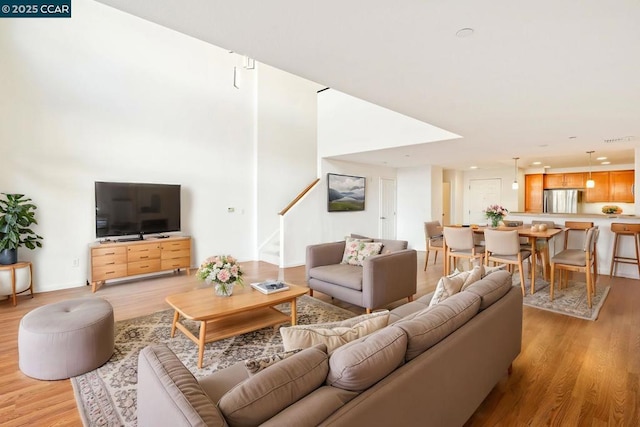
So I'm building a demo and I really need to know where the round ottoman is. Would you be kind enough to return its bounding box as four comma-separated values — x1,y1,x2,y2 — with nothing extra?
18,297,114,380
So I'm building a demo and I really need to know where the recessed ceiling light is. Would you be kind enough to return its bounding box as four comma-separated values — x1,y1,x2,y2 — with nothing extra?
532,161,541,165
456,28,474,38
597,156,607,161
539,144,548,147
601,161,611,165
470,166,478,169
543,165,551,169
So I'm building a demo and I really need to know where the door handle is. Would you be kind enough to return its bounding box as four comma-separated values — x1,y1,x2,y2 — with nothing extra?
380,217,387,219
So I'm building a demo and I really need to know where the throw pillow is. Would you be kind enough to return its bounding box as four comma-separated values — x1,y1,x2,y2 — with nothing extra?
280,310,390,354
341,239,383,266
460,265,483,291
429,270,471,306
341,237,373,264
244,348,302,376
219,344,328,426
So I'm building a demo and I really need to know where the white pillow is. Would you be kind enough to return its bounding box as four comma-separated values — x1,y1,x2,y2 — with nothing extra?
460,265,483,291
482,263,507,278
280,310,390,354
429,270,471,306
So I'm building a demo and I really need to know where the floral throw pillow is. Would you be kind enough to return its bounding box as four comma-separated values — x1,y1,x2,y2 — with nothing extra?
341,238,383,266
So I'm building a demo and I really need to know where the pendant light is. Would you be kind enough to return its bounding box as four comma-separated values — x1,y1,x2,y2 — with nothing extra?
586,151,595,188
512,157,519,190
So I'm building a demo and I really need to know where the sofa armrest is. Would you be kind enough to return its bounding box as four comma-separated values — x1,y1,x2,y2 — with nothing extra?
306,241,346,281
137,344,228,427
362,249,417,310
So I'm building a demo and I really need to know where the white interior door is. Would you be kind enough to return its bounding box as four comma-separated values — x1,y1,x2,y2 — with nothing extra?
442,182,451,226
468,179,502,224
379,178,397,239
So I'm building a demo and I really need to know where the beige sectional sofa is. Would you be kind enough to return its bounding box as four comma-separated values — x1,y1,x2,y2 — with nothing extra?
137,270,522,426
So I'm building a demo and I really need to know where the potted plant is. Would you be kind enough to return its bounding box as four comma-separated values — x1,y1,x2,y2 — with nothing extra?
0,193,44,265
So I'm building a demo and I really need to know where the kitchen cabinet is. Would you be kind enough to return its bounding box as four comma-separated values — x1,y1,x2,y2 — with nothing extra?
610,170,635,202
543,173,585,189
584,172,610,202
524,174,543,212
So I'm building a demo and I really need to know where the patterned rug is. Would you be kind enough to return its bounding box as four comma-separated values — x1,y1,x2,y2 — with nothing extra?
516,275,610,321
70,295,354,427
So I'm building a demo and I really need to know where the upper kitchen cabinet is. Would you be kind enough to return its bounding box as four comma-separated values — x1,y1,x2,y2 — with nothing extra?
610,170,635,203
524,174,544,212
584,172,610,202
543,173,585,189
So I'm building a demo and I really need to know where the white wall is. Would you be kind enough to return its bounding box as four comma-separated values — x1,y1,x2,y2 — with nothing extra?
256,64,322,247
317,89,459,158
0,0,315,292
397,166,434,250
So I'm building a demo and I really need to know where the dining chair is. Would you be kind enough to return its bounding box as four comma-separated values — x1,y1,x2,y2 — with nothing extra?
423,221,444,271
442,227,484,274
550,226,599,308
483,229,532,296
564,221,594,250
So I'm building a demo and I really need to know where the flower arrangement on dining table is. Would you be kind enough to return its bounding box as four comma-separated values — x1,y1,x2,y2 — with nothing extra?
484,204,509,227
196,255,244,296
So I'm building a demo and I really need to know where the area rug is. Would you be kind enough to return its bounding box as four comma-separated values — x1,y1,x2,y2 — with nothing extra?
515,275,610,321
70,295,354,427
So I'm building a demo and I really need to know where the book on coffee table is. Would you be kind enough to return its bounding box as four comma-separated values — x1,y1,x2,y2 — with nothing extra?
251,281,290,294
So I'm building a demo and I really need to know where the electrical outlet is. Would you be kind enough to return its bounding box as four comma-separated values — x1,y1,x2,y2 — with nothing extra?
72,258,80,268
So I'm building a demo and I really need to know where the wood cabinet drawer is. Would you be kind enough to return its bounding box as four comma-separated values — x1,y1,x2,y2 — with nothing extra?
161,248,190,260
161,257,190,270
128,259,161,276
92,253,127,267
127,244,161,262
92,246,126,257
161,239,190,250
92,264,128,281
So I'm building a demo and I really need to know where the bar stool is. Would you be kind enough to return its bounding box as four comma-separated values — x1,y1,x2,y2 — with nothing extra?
609,222,640,278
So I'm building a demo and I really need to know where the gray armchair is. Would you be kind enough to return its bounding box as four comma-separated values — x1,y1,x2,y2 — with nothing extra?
306,238,417,313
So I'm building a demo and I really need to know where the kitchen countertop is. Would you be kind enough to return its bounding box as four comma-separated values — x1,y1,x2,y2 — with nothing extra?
509,212,639,220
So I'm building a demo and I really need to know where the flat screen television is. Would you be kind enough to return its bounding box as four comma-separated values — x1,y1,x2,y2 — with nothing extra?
95,182,181,239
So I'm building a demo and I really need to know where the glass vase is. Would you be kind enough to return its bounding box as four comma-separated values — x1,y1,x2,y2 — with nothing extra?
214,282,234,297
490,216,501,228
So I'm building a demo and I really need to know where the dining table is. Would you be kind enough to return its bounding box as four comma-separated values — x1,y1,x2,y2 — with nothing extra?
443,224,564,293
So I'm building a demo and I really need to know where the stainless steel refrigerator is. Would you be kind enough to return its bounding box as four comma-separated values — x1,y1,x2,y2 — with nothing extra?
543,189,580,213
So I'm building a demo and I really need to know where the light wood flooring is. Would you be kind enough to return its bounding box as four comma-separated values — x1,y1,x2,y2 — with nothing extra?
0,255,638,426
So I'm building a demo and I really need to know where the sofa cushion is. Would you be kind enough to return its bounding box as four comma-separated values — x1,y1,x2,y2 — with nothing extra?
244,349,302,376
429,270,471,306
280,310,390,354
326,326,407,391
308,264,363,290
218,344,328,427
342,240,384,266
395,292,481,361
463,270,513,310
375,238,408,254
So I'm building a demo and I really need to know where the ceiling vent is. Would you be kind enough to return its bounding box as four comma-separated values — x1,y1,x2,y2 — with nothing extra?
603,136,636,143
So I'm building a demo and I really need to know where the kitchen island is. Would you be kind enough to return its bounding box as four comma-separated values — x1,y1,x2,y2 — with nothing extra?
507,213,640,279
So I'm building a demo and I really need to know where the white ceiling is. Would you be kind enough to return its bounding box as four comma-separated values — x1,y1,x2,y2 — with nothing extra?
94,0,640,171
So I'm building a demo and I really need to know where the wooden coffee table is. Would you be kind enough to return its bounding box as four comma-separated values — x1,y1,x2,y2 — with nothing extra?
165,283,309,368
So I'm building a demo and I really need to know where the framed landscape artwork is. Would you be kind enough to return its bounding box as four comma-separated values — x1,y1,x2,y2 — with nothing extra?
327,173,366,212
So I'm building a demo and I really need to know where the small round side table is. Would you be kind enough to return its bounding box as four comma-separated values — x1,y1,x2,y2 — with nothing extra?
0,262,34,306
